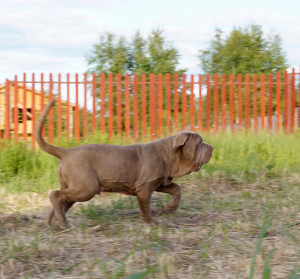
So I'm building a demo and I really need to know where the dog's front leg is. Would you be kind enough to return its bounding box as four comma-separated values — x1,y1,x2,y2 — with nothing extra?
137,190,157,224
155,183,182,213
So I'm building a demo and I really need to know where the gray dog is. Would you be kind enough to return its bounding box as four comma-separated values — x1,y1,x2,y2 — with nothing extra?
36,100,213,230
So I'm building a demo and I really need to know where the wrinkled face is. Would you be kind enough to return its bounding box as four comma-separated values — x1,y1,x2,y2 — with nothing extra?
172,131,213,177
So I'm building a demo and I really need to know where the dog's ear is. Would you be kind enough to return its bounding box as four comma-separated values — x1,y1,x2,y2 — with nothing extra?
173,131,189,149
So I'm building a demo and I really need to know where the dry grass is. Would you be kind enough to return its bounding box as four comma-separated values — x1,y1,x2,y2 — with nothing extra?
1,172,300,279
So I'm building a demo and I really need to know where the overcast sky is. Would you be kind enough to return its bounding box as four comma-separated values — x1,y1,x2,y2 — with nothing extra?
0,0,299,83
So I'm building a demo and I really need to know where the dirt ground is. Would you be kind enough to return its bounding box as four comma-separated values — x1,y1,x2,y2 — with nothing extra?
1,174,300,279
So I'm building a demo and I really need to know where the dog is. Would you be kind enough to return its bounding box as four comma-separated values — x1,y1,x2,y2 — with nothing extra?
35,100,213,229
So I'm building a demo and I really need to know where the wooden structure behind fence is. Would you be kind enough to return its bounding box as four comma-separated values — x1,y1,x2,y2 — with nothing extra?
0,71,299,146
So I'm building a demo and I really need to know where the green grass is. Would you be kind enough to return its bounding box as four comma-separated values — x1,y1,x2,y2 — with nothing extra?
0,131,300,278
0,131,299,193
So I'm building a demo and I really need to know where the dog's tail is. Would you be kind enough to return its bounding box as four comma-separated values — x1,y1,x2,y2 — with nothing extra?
35,100,67,159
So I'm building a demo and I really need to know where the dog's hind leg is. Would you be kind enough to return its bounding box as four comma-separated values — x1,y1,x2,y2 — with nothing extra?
49,176,100,230
155,183,182,213
48,202,75,228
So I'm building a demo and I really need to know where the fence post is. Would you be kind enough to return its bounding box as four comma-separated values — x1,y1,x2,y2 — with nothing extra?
23,73,27,141
206,74,210,131
125,73,130,141
182,74,187,130
292,68,296,132
174,74,179,132
276,72,281,132
58,73,62,138
157,73,163,137
100,73,106,135
237,74,242,131
268,74,273,132
286,73,293,134
14,75,18,142
92,73,96,134
261,74,266,131
213,74,219,133
49,73,54,144
116,73,122,136
5,79,10,140
150,74,156,141
198,74,203,131
166,73,171,135
229,74,234,133
190,74,195,131
133,73,139,140
245,74,250,131
221,74,226,132
108,73,114,140
141,74,147,138
32,73,36,146
253,74,258,133
66,73,70,138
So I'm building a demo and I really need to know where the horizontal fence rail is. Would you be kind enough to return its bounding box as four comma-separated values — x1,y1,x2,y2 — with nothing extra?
0,71,299,145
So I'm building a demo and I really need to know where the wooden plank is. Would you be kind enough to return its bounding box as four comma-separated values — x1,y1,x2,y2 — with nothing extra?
253,74,258,133
237,74,242,131
108,73,114,139
75,73,80,140
23,73,27,140
276,72,281,132
92,73,96,133
100,73,106,134
174,74,179,132
221,74,226,132
133,74,139,140
5,79,10,140
31,73,36,145
125,73,130,140
141,74,147,137
268,74,273,131
198,75,203,131
166,73,171,134
261,74,266,130
158,74,163,137
213,74,218,133
190,74,195,131
66,73,70,138
182,74,187,130
206,74,210,131
245,74,250,131
14,75,18,142
229,74,234,132
117,73,122,136
57,73,62,137
49,73,54,144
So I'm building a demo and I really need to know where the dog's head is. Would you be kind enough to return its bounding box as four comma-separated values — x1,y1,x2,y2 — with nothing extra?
171,131,213,177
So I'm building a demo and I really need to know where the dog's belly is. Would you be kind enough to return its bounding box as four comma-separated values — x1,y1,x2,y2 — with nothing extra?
100,182,136,196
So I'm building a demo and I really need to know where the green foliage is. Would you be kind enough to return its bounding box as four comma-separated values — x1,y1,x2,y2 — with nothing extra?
201,131,300,179
199,23,288,75
86,29,186,75
0,131,299,194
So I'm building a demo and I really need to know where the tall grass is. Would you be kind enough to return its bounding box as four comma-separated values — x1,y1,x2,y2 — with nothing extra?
0,131,299,193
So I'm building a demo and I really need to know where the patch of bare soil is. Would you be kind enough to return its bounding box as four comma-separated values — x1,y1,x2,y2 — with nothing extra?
1,175,300,278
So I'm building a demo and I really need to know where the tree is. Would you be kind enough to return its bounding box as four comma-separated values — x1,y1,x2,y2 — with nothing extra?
198,23,288,75
86,29,186,75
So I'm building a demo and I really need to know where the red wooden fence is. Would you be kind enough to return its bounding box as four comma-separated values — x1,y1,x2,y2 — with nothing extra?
0,71,299,145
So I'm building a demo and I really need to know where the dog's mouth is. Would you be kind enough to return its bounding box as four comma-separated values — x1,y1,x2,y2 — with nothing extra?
192,162,202,172
193,146,213,172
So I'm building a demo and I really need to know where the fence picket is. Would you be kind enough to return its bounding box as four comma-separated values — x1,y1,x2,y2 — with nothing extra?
1,72,299,144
